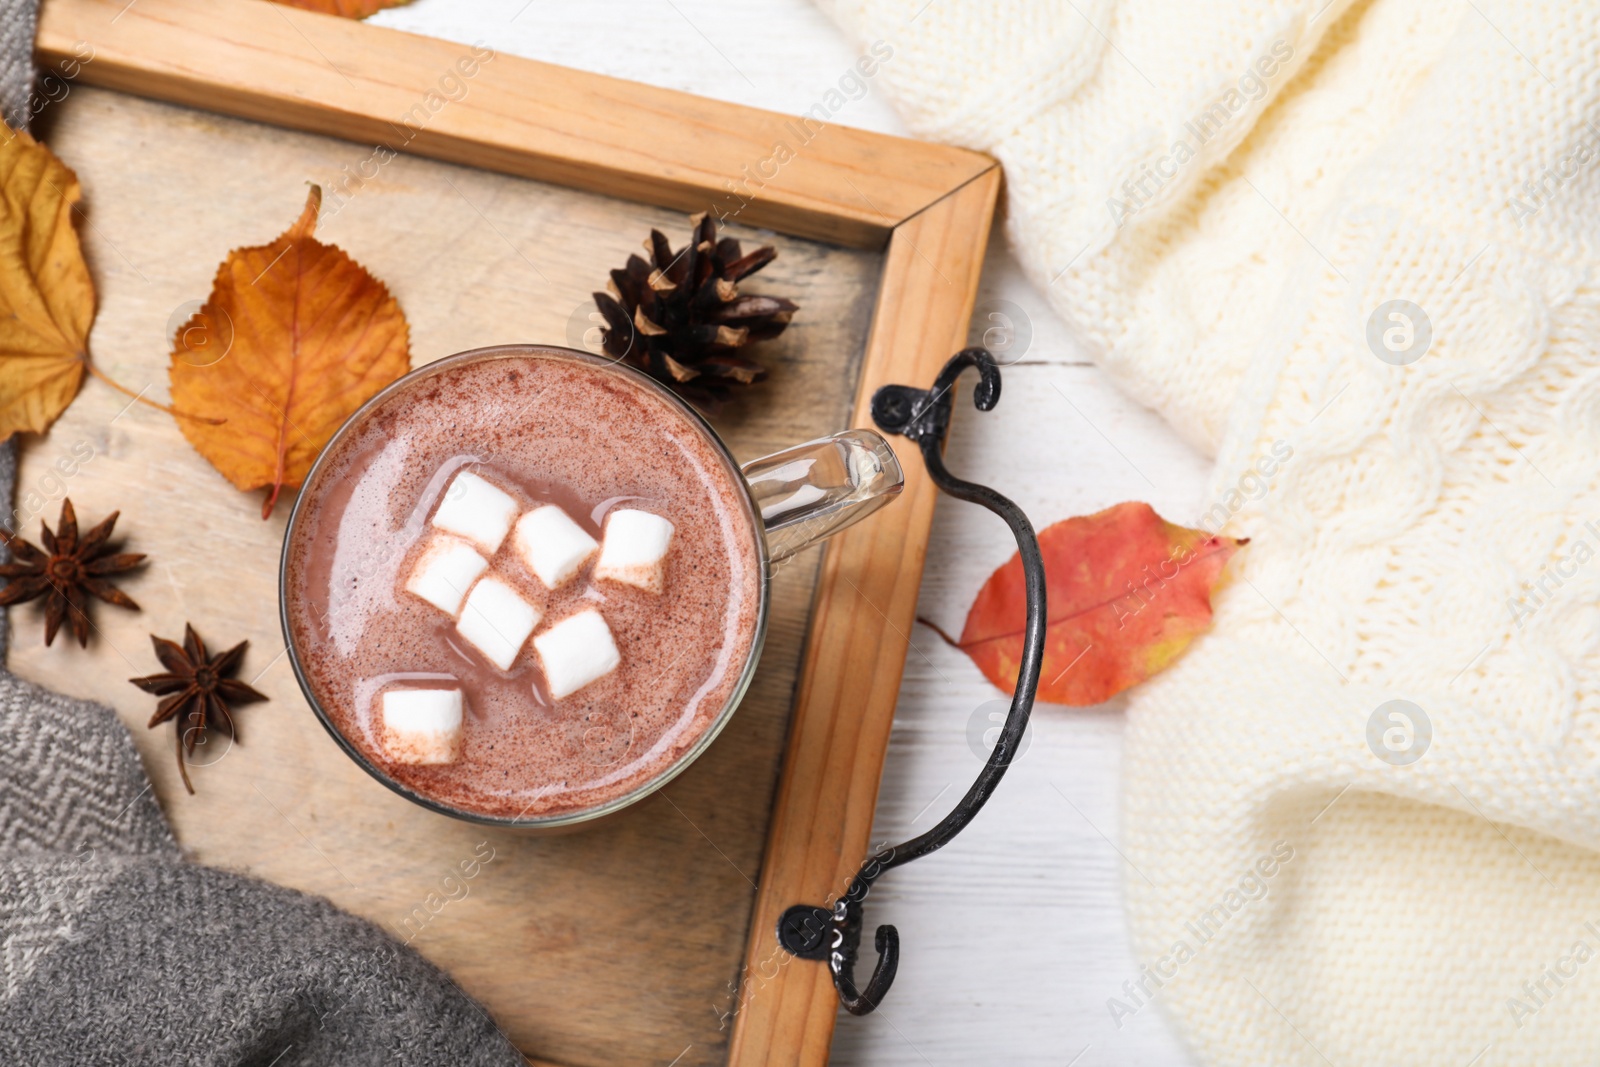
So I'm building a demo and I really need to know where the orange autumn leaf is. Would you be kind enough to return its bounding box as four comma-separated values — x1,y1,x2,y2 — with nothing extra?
169,186,410,519
268,0,411,16
942,502,1243,706
0,122,95,439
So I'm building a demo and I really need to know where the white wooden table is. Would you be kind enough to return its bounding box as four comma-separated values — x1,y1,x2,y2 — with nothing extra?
367,4,1209,1064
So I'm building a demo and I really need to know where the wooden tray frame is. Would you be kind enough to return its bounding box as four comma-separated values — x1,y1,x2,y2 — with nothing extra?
33,2,1000,1063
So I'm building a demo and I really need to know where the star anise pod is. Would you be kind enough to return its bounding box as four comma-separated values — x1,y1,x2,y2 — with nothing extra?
0,498,145,647
130,624,267,794
592,213,798,409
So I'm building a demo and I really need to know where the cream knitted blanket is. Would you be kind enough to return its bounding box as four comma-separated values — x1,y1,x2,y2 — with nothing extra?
816,1,1600,1063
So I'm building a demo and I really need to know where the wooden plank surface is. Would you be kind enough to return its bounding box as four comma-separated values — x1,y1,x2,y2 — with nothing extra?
13,86,883,1067
33,0,993,249
729,168,1001,1067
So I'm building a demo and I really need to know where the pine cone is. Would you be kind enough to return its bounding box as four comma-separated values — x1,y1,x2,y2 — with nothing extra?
593,214,798,409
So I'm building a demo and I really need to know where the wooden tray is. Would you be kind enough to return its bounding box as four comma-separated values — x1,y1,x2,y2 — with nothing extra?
20,3,999,1064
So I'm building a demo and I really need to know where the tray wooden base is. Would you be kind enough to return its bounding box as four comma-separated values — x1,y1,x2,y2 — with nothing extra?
14,84,873,1065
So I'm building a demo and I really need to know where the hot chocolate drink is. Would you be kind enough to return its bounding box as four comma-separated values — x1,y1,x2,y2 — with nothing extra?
283,348,764,821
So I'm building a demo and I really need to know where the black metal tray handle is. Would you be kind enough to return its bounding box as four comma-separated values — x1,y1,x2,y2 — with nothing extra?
775,347,1048,1015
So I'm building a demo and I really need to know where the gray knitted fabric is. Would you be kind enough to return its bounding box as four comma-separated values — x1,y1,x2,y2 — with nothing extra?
0,0,33,132
0,4,523,1063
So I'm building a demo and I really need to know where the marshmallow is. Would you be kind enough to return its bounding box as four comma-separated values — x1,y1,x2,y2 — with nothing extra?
513,505,599,589
455,576,541,671
533,609,621,700
431,470,519,553
380,687,463,764
594,509,675,594
405,534,489,616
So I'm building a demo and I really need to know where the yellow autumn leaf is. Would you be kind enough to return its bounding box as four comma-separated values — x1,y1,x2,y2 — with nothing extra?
0,123,95,440
169,185,411,518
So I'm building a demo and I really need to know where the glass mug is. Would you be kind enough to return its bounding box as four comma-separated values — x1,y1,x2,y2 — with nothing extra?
279,344,903,829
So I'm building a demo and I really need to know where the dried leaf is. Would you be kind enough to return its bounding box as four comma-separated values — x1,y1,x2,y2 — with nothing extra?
940,502,1243,706
169,186,410,519
268,0,411,17
0,123,95,439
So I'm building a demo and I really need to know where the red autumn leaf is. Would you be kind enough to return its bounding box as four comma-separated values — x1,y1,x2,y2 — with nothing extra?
268,0,411,17
937,501,1243,706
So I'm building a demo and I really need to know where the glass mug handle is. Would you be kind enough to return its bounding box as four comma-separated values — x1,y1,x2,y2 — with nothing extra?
741,429,905,564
